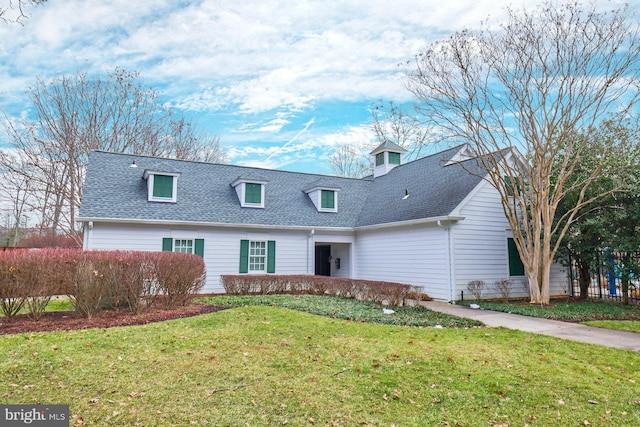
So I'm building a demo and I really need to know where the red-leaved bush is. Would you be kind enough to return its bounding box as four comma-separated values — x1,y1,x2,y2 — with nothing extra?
152,252,206,308
18,233,82,248
220,275,431,306
0,249,206,319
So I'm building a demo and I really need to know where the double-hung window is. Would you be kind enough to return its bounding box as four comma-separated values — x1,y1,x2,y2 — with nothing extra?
248,241,266,272
239,240,276,274
162,238,204,257
174,239,194,254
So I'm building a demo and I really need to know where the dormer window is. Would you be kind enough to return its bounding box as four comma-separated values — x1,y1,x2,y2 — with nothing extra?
304,184,339,213
375,152,385,166
232,178,267,208
245,183,262,205
143,170,180,203
321,190,336,210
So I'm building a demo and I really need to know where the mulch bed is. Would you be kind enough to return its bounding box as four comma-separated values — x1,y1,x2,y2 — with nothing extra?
0,303,226,335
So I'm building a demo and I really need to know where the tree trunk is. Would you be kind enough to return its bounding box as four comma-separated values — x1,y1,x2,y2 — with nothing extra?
540,263,551,305
621,253,630,306
527,267,542,304
578,259,591,300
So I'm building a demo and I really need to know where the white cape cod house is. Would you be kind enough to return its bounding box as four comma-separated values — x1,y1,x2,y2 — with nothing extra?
78,143,569,301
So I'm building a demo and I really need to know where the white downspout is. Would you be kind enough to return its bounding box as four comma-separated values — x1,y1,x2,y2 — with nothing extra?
437,220,456,303
307,229,315,275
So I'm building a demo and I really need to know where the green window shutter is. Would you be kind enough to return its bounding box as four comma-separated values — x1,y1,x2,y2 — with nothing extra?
194,239,204,258
162,237,173,252
267,240,276,274
321,190,335,209
239,240,249,273
245,183,262,204
388,152,401,165
375,152,384,166
508,238,525,276
153,175,174,198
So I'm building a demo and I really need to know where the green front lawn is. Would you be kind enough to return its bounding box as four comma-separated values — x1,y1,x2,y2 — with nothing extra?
200,294,483,328
582,320,640,333
462,299,640,322
2,299,639,426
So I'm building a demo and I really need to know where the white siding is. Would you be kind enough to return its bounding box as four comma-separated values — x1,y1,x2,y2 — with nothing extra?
354,223,451,301
330,243,351,278
86,222,311,293
451,180,569,300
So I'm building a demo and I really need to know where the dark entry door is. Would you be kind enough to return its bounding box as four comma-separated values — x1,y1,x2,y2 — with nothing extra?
315,245,331,276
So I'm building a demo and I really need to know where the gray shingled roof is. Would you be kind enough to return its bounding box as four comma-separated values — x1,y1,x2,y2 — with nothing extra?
79,145,485,228
356,146,486,227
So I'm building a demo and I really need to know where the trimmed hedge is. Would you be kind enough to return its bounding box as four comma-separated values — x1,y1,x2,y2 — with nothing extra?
220,275,431,306
0,249,205,319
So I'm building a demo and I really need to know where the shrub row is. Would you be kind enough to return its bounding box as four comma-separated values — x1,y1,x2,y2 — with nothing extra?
220,275,431,306
0,249,205,320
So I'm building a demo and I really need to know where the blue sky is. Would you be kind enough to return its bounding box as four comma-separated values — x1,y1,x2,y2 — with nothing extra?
1,0,631,174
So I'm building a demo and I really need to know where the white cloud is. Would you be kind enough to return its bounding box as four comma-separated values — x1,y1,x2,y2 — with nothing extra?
0,0,545,116
2,0,636,171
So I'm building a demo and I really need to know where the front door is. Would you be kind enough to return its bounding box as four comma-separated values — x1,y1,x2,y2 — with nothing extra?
315,245,331,276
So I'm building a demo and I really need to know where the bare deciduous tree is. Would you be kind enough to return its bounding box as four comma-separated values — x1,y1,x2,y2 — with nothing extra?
328,144,371,178
372,101,440,161
1,0,45,24
0,158,34,245
406,1,640,304
1,68,227,237
328,101,441,178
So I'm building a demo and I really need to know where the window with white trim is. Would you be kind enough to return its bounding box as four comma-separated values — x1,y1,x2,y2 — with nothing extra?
231,178,267,208
245,183,263,205
144,171,180,203
249,241,266,272
162,237,204,258
320,190,336,210
174,239,194,254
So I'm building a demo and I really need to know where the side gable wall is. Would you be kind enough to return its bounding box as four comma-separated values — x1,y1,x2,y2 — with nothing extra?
450,179,569,300
353,223,452,301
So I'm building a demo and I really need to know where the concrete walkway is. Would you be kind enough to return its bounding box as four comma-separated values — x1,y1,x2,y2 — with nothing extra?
422,301,640,352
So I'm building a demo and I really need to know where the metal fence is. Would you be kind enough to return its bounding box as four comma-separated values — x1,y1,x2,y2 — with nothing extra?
568,250,640,304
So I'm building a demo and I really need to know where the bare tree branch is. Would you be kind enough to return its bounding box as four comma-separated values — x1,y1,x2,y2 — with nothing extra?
1,0,45,24
406,1,640,304
1,68,227,236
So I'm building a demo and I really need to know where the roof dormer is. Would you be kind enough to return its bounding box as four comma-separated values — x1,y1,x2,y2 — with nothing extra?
231,178,268,208
370,141,406,178
143,169,180,203
304,181,340,213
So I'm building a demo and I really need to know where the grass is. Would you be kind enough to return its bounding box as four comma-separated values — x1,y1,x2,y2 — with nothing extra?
200,294,483,328
582,320,640,333
1,298,639,426
460,298,640,322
